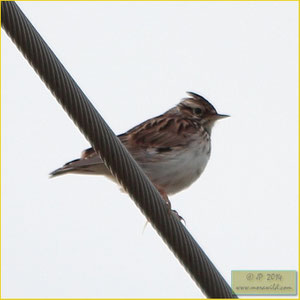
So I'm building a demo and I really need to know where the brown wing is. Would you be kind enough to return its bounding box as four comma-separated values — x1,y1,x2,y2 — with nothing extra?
118,114,200,150
79,115,200,160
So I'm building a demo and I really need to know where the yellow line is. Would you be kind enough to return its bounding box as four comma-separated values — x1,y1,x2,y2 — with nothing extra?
7,0,300,1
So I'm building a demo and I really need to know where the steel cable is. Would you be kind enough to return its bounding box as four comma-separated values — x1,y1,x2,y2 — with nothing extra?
1,2,237,298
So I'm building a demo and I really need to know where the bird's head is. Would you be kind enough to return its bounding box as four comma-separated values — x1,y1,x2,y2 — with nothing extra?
177,92,229,133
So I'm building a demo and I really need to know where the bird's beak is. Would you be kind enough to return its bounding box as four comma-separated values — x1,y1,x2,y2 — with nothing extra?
217,113,230,119
211,113,230,121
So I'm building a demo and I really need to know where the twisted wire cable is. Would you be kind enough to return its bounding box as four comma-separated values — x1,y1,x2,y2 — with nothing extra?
1,2,237,298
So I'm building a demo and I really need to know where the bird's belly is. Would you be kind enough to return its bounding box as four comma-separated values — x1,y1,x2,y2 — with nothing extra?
139,143,210,195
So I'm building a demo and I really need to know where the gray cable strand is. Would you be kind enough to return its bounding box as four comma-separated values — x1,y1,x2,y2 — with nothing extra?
1,2,237,298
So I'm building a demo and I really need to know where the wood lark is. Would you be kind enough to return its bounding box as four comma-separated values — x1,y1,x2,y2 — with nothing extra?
50,92,228,205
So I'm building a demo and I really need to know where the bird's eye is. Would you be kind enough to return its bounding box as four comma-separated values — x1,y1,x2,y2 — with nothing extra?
194,107,202,115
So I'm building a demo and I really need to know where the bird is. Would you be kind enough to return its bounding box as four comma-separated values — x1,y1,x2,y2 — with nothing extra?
50,92,228,204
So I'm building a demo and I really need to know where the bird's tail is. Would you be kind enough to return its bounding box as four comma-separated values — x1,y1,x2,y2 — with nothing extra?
49,160,79,177
50,156,107,178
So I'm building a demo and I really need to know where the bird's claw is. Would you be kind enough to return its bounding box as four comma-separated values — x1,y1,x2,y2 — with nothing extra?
156,185,185,225
171,209,186,225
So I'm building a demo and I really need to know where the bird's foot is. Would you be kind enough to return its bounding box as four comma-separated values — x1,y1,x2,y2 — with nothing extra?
155,185,185,224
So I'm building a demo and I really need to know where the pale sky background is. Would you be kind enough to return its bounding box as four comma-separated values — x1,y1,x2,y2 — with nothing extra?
1,1,298,298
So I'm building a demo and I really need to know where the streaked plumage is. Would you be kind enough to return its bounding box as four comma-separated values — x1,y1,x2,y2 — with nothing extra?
50,92,228,196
